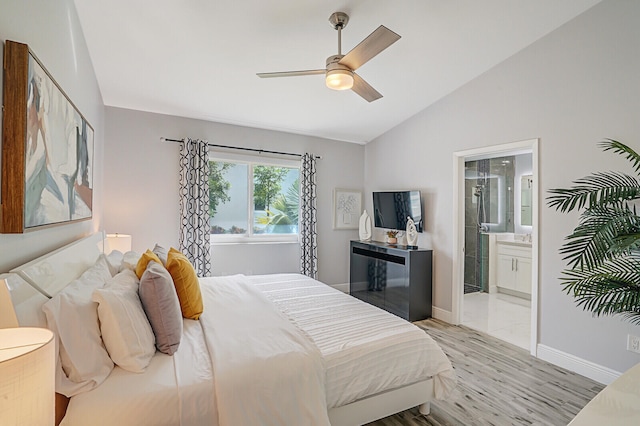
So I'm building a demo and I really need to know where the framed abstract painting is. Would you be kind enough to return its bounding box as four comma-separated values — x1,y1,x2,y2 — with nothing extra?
2,40,94,233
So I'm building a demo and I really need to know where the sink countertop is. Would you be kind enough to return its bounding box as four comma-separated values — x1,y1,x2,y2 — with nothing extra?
496,240,532,248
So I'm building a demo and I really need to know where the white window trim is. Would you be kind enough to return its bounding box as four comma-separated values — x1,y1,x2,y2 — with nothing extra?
209,151,301,244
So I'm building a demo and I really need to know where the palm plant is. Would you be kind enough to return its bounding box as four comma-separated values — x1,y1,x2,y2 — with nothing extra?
548,139,640,324
272,178,300,223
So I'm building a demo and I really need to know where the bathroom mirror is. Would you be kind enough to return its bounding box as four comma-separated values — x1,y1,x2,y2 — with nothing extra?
521,175,533,226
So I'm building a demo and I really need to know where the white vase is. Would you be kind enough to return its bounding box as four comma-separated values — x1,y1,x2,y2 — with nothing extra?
406,216,418,246
359,210,371,241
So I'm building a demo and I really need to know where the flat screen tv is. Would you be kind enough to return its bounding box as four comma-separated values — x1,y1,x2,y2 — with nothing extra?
372,191,423,232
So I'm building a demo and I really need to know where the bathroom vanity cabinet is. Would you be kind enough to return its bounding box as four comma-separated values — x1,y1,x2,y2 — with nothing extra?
496,241,531,298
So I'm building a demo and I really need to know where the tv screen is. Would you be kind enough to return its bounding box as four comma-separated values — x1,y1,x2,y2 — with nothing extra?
372,191,423,232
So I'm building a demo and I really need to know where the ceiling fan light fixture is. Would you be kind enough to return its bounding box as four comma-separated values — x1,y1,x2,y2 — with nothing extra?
326,69,354,90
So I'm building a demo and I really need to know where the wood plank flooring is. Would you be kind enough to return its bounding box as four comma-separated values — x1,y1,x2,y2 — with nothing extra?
367,319,604,426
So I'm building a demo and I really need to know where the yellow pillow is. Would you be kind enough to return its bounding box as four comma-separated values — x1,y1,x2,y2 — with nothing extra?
166,248,203,320
135,250,162,279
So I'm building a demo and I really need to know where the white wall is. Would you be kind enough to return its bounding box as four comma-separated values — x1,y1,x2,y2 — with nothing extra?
365,0,640,375
103,107,364,285
0,0,104,271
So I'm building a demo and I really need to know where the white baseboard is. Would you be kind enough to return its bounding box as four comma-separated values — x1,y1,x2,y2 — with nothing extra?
431,306,453,324
330,283,349,294
537,344,621,385
427,308,619,385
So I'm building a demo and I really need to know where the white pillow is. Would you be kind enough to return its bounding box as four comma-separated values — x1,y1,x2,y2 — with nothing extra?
42,255,114,397
92,270,156,373
121,250,142,272
107,266,139,291
106,250,124,275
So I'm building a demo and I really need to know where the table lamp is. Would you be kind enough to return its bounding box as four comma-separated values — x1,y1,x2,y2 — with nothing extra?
106,233,132,253
0,327,55,425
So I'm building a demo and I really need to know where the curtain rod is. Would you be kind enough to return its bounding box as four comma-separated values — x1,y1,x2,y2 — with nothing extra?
161,137,321,159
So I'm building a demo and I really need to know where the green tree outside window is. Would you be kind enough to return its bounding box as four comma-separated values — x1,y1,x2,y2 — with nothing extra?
254,166,288,211
209,161,232,217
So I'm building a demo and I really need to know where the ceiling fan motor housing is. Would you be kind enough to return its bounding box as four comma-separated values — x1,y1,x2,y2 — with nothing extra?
326,55,354,90
326,55,350,72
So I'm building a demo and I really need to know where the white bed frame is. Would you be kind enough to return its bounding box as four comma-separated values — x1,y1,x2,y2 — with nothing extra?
1,232,435,425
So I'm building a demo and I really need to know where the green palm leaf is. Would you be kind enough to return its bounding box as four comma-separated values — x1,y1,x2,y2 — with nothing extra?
561,256,640,323
560,204,639,270
599,139,640,174
547,171,640,213
549,140,640,323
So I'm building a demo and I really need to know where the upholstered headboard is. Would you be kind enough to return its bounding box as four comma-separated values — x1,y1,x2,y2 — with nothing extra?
10,232,106,298
1,232,106,327
0,273,48,327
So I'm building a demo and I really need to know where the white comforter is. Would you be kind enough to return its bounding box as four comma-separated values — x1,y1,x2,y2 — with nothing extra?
199,275,330,426
245,274,456,406
62,273,455,426
62,319,215,426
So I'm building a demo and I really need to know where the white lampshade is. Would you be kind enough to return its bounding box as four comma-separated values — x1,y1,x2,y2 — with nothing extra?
326,69,354,90
0,279,19,329
0,327,55,426
106,233,132,253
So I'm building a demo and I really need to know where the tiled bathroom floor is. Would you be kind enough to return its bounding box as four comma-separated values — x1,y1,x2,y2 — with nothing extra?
462,291,531,350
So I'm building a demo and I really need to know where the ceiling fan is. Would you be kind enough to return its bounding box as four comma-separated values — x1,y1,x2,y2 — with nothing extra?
257,12,401,102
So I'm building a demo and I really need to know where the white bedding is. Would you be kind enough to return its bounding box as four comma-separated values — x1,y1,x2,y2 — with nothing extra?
61,273,455,425
199,275,330,425
245,274,456,406
61,320,216,426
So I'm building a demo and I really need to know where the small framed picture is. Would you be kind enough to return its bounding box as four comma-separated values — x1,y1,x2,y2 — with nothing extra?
333,188,362,230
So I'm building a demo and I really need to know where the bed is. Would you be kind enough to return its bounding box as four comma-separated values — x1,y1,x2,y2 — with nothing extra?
2,233,456,425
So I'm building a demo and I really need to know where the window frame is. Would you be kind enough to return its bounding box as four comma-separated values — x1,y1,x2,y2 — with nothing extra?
209,151,301,244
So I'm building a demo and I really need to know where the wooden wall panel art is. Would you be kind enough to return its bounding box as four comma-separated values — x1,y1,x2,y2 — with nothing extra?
2,40,94,233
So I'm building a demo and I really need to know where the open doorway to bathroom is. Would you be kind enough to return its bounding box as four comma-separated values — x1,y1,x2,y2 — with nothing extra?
453,139,538,355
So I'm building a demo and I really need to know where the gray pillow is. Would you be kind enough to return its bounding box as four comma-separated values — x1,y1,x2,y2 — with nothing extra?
152,244,169,266
139,261,183,355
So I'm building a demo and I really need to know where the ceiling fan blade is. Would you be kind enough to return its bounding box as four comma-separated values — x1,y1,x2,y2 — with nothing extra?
351,73,382,102
257,69,325,78
339,25,401,71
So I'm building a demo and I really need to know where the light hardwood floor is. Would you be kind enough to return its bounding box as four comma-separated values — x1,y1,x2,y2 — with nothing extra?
367,319,604,426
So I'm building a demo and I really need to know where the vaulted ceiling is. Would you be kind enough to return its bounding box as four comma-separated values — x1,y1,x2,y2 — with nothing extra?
73,0,601,143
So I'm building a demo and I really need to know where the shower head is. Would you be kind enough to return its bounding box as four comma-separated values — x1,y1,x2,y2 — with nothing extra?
473,185,484,197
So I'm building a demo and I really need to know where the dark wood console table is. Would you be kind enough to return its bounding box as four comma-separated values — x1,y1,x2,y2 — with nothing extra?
349,240,432,321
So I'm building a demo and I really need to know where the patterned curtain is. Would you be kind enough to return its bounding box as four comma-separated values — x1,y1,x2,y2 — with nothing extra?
300,153,318,279
178,138,212,277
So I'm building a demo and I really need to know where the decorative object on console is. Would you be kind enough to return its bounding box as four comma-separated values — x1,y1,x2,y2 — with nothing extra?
386,230,399,245
406,216,418,247
0,327,55,425
358,210,372,241
1,40,94,233
106,233,132,254
333,188,362,230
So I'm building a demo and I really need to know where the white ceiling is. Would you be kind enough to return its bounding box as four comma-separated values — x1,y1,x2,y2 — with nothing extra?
73,0,601,144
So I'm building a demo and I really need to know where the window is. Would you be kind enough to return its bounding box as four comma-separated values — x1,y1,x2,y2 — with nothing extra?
209,155,300,242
